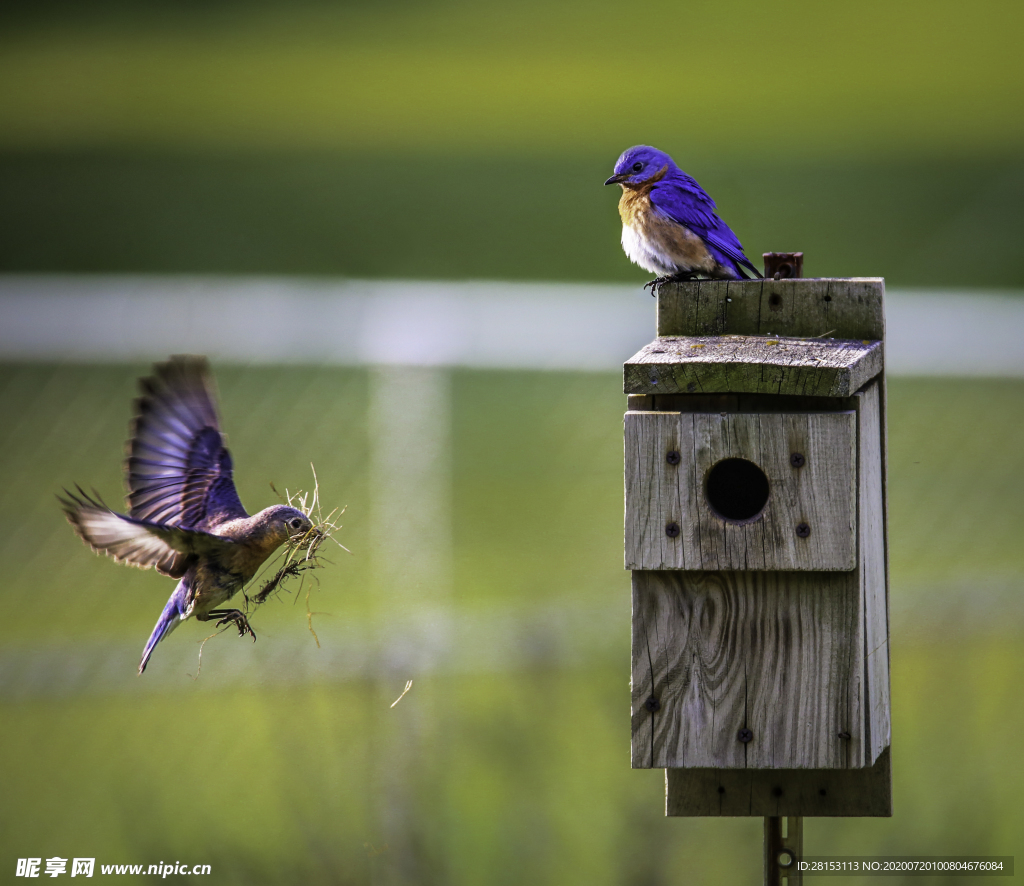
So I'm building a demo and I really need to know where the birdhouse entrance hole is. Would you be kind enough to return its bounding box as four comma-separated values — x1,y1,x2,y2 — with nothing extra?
705,458,770,523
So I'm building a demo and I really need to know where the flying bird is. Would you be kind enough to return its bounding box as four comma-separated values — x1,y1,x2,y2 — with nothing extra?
605,145,761,289
61,356,314,674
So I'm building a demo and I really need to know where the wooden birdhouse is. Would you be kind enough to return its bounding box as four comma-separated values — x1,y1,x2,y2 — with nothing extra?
624,277,891,818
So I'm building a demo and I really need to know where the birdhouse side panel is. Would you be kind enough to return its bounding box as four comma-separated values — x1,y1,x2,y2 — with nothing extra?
858,380,891,764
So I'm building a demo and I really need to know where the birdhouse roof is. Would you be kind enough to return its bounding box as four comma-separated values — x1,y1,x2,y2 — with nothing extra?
624,277,886,397
624,334,882,397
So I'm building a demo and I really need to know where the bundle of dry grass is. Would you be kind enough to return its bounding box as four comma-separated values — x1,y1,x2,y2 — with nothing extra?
244,466,347,645
191,467,345,676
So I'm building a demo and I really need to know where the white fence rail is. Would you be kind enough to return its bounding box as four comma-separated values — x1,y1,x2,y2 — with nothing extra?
1,275,1022,375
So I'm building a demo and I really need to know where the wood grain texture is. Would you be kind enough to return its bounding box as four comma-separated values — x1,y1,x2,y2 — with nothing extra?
665,748,892,817
624,410,856,571
631,571,862,770
623,335,882,398
656,278,885,341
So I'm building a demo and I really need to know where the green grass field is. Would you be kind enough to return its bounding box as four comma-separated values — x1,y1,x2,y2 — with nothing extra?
1,365,1022,884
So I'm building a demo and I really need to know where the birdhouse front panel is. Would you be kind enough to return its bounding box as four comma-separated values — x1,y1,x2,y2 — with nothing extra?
624,409,856,571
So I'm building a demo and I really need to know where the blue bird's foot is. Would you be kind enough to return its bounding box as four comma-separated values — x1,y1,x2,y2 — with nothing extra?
644,272,699,295
204,609,257,641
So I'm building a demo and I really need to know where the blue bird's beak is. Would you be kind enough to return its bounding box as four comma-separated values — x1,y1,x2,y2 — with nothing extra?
605,173,629,186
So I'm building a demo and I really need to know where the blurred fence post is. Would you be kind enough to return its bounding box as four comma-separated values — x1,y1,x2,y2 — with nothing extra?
368,364,453,886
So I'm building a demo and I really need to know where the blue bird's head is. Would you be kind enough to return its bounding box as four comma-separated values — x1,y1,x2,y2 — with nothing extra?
604,145,676,188
253,504,316,546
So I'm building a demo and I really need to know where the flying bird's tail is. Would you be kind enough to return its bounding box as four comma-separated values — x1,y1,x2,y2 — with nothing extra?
139,579,188,674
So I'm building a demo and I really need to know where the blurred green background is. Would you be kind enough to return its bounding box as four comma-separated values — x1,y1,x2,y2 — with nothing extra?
1,0,1023,884
1,0,1023,285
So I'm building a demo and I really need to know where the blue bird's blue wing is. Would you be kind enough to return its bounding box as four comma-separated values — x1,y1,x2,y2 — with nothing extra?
60,488,236,578
127,356,247,532
650,176,761,279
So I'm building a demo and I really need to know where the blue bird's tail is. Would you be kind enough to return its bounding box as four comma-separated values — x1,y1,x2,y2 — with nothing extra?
139,580,188,675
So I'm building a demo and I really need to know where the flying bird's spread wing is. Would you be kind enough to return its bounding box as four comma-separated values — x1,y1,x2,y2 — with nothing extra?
650,177,761,279
127,356,247,532
60,488,237,578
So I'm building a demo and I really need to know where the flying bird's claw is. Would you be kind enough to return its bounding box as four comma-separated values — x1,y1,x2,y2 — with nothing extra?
209,608,257,642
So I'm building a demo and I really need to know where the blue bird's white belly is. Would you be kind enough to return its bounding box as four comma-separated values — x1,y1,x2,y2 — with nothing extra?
621,223,679,276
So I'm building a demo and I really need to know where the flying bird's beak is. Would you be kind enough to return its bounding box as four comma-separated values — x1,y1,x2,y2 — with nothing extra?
604,173,629,186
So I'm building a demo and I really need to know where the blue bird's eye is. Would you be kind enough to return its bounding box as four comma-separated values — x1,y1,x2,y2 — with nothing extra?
289,518,303,530
632,162,643,172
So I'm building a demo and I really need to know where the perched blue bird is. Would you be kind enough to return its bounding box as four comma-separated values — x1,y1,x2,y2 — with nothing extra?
61,356,314,674
605,145,761,288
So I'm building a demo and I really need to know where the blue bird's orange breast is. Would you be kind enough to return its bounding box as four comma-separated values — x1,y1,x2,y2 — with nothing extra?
617,184,716,276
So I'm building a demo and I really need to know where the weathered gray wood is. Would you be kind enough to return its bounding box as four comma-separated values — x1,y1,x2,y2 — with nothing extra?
624,410,857,571
656,278,885,341
665,748,892,817
631,571,862,770
857,381,891,763
624,335,882,397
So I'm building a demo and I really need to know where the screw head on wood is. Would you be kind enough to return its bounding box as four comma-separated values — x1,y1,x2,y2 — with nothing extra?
790,452,806,468
666,450,681,465
650,375,658,385
665,522,681,538
795,522,811,538
644,696,661,713
737,728,753,743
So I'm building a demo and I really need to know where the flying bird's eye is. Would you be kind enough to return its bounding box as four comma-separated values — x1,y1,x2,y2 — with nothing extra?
632,162,643,172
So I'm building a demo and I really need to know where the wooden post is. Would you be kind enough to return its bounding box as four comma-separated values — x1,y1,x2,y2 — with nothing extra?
623,274,892,882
